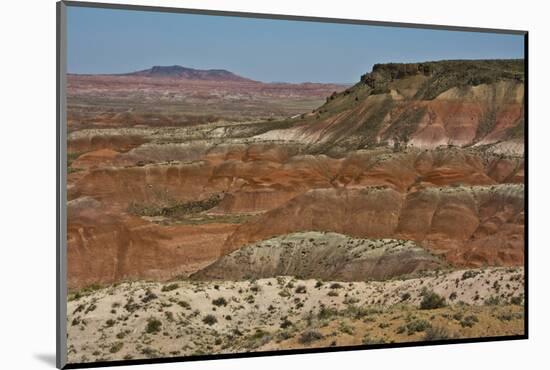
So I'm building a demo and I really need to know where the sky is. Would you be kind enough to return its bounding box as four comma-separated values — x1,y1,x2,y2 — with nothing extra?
67,6,524,84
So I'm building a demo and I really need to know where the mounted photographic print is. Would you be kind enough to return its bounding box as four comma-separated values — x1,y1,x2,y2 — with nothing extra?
56,1,528,368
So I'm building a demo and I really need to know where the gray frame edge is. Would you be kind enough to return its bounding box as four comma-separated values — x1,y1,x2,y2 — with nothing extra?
56,1,68,369
62,0,527,35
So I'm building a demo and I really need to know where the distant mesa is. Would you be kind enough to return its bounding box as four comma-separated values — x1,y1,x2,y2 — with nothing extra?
120,65,256,82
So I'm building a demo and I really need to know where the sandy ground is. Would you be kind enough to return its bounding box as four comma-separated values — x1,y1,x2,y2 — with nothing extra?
67,267,524,364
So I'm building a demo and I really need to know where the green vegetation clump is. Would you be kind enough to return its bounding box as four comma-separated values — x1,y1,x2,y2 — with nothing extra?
212,297,228,307
128,194,223,218
419,290,446,310
460,315,479,328
295,285,307,294
461,270,480,280
484,296,501,306
423,326,451,341
161,283,179,292
406,319,431,335
144,318,162,334
202,314,218,326
109,342,124,353
510,295,523,305
298,330,324,344
141,289,158,303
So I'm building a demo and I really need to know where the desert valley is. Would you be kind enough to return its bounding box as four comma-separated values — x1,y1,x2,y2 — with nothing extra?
65,60,525,363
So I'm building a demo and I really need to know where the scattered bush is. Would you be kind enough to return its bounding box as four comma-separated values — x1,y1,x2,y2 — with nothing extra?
406,319,431,335
420,290,446,310
141,290,158,303
461,271,480,280
510,296,523,305
202,314,218,326
318,306,338,320
145,318,162,334
362,336,386,345
161,283,179,292
423,326,450,341
339,322,354,335
109,342,124,353
400,292,411,302
212,297,228,307
280,318,293,329
484,296,501,306
295,285,307,294
177,300,190,309
298,330,324,344
460,315,479,328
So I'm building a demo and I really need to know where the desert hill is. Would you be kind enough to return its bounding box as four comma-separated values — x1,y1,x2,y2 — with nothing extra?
120,65,255,82
191,232,445,281
256,59,525,154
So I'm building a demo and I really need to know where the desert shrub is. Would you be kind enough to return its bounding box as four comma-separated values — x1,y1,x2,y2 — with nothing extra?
406,319,431,335
124,298,140,313
161,283,179,292
318,306,339,320
145,318,162,334
339,321,355,335
278,290,291,298
298,330,324,344
141,289,158,303
212,297,228,307
109,342,124,353
105,319,116,328
315,280,324,288
420,290,446,310
84,303,97,314
250,284,261,293
510,295,523,305
461,270,480,280
330,283,343,289
327,291,339,297
400,292,411,302
280,318,293,329
449,292,458,301
277,331,293,341
362,336,386,345
202,314,217,326
177,300,190,309
116,331,126,339
295,285,307,294
460,315,479,328
484,296,501,306
452,312,464,321
423,326,450,341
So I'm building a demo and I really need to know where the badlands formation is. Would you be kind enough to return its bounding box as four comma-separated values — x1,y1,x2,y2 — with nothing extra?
66,60,525,363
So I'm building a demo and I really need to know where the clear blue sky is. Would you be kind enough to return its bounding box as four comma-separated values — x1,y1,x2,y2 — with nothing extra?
67,6,524,83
